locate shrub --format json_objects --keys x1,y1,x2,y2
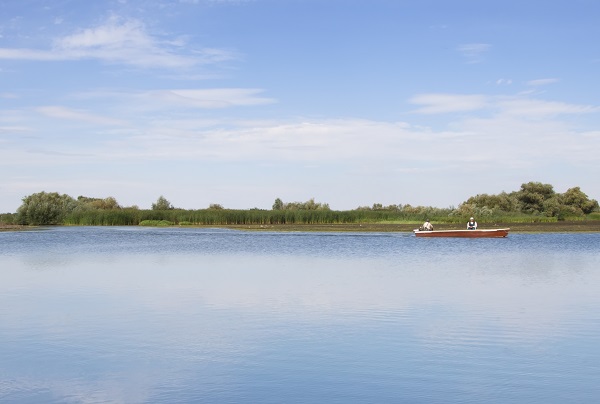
[{"x1": 139, "y1": 220, "x2": 173, "y2": 227}]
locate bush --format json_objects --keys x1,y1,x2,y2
[{"x1": 139, "y1": 220, "x2": 173, "y2": 227}]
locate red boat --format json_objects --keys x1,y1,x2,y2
[{"x1": 413, "y1": 228, "x2": 510, "y2": 238}]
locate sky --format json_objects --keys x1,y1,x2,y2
[{"x1": 1, "y1": 0, "x2": 599, "y2": 212}]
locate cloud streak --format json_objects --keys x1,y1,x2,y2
[
  {"x1": 496, "y1": 98, "x2": 599, "y2": 117},
  {"x1": 410, "y1": 93, "x2": 598, "y2": 117},
  {"x1": 527, "y1": 78, "x2": 559, "y2": 86},
  {"x1": 36, "y1": 106, "x2": 128, "y2": 126},
  {"x1": 150, "y1": 88, "x2": 276, "y2": 108},
  {"x1": 410, "y1": 93, "x2": 487, "y2": 114},
  {"x1": 457, "y1": 43, "x2": 491, "y2": 64},
  {"x1": 0, "y1": 16, "x2": 236, "y2": 69}
]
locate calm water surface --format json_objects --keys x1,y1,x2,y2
[{"x1": 1, "y1": 227, "x2": 599, "y2": 403}]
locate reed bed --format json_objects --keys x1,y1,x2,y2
[{"x1": 61, "y1": 208, "x2": 578, "y2": 227}]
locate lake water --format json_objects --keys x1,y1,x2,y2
[{"x1": 1, "y1": 227, "x2": 599, "y2": 403}]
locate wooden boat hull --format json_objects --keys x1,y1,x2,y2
[{"x1": 413, "y1": 228, "x2": 510, "y2": 238}]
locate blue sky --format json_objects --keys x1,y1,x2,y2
[{"x1": 1, "y1": 0, "x2": 599, "y2": 212}]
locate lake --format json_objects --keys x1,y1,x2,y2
[{"x1": 1, "y1": 227, "x2": 599, "y2": 403}]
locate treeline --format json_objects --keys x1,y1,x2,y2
[
  {"x1": 461, "y1": 182, "x2": 598, "y2": 219},
  {"x1": 3, "y1": 182, "x2": 598, "y2": 226}
]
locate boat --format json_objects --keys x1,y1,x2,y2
[{"x1": 413, "y1": 228, "x2": 510, "y2": 238}]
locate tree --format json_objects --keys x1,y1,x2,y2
[
  {"x1": 372, "y1": 203, "x2": 384, "y2": 211},
  {"x1": 272, "y1": 198, "x2": 284, "y2": 210},
  {"x1": 515, "y1": 182, "x2": 555, "y2": 213},
  {"x1": 271, "y1": 198, "x2": 330, "y2": 210},
  {"x1": 77, "y1": 195, "x2": 121, "y2": 210},
  {"x1": 151, "y1": 195, "x2": 174, "y2": 210},
  {"x1": 542, "y1": 197, "x2": 561, "y2": 217},
  {"x1": 560, "y1": 187, "x2": 599, "y2": 214},
  {"x1": 16, "y1": 191, "x2": 77, "y2": 225},
  {"x1": 464, "y1": 192, "x2": 519, "y2": 212}
]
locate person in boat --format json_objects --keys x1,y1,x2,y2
[
  {"x1": 421, "y1": 219, "x2": 434, "y2": 231},
  {"x1": 467, "y1": 217, "x2": 478, "y2": 230}
]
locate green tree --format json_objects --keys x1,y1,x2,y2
[
  {"x1": 372, "y1": 203, "x2": 384, "y2": 211},
  {"x1": 465, "y1": 192, "x2": 519, "y2": 212},
  {"x1": 77, "y1": 195, "x2": 121, "y2": 210},
  {"x1": 16, "y1": 191, "x2": 77, "y2": 225},
  {"x1": 560, "y1": 187, "x2": 599, "y2": 214},
  {"x1": 151, "y1": 195, "x2": 174, "y2": 210},
  {"x1": 515, "y1": 182, "x2": 555, "y2": 213},
  {"x1": 542, "y1": 197, "x2": 561, "y2": 217},
  {"x1": 271, "y1": 198, "x2": 330, "y2": 210},
  {"x1": 272, "y1": 198, "x2": 284, "y2": 210}
]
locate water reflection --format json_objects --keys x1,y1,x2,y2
[{"x1": 1, "y1": 228, "x2": 599, "y2": 403}]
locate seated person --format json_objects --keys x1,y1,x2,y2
[
  {"x1": 467, "y1": 217, "x2": 478, "y2": 230},
  {"x1": 421, "y1": 219, "x2": 434, "y2": 231}
]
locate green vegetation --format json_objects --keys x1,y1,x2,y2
[
  {"x1": 16, "y1": 192, "x2": 78, "y2": 225},
  {"x1": 8, "y1": 182, "x2": 599, "y2": 227},
  {"x1": 463, "y1": 182, "x2": 599, "y2": 221},
  {"x1": 272, "y1": 197, "x2": 330, "y2": 211},
  {"x1": 0, "y1": 213, "x2": 16, "y2": 225},
  {"x1": 152, "y1": 195, "x2": 174, "y2": 210},
  {"x1": 139, "y1": 220, "x2": 174, "y2": 227}
]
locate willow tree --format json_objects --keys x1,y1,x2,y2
[
  {"x1": 16, "y1": 191, "x2": 78, "y2": 225},
  {"x1": 515, "y1": 182, "x2": 556, "y2": 214},
  {"x1": 560, "y1": 187, "x2": 599, "y2": 214}
]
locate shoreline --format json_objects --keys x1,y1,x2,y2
[
  {"x1": 0, "y1": 224, "x2": 28, "y2": 231},
  {"x1": 2, "y1": 221, "x2": 600, "y2": 233},
  {"x1": 214, "y1": 221, "x2": 600, "y2": 233}
]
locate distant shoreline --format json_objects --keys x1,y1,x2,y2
[{"x1": 3, "y1": 221, "x2": 600, "y2": 233}]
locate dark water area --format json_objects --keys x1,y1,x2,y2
[{"x1": 1, "y1": 227, "x2": 599, "y2": 403}]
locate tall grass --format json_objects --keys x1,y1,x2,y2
[
  {"x1": 588, "y1": 212, "x2": 600, "y2": 220},
  {"x1": 61, "y1": 208, "x2": 573, "y2": 226},
  {"x1": 0, "y1": 213, "x2": 16, "y2": 224}
]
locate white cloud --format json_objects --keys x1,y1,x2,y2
[
  {"x1": 36, "y1": 106, "x2": 127, "y2": 126},
  {"x1": 153, "y1": 88, "x2": 276, "y2": 108},
  {"x1": 0, "y1": 16, "x2": 236, "y2": 69},
  {"x1": 0, "y1": 126, "x2": 31, "y2": 137},
  {"x1": 582, "y1": 131, "x2": 600, "y2": 138},
  {"x1": 527, "y1": 78, "x2": 559, "y2": 86},
  {"x1": 409, "y1": 93, "x2": 487, "y2": 114},
  {"x1": 2, "y1": 109, "x2": 600, "y2": 211},
  {"x1": 496, "y1": 98, "x2": 599, "y2": 117},
  {"x1": 55, "y1": 18, "x2": 152, "y2": 49},
  {"x1": 3, "y1": 90, "x2": 599, "y2": 211},
  {"x1": 59, "y1": 118, "x2": 422, "y2": 164},
  {"x1": 0, "y1": 48, "x2": 61, "y2": 61},
  {"x1": 496, "y1": 79, "x2": 512, "y2": 86},
  {"x1": 409, "y1": 93, "x2": 598, "y2": 118},
  {"x1": 64, "y1": 87, "x2": 276, "y2": 111}
]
